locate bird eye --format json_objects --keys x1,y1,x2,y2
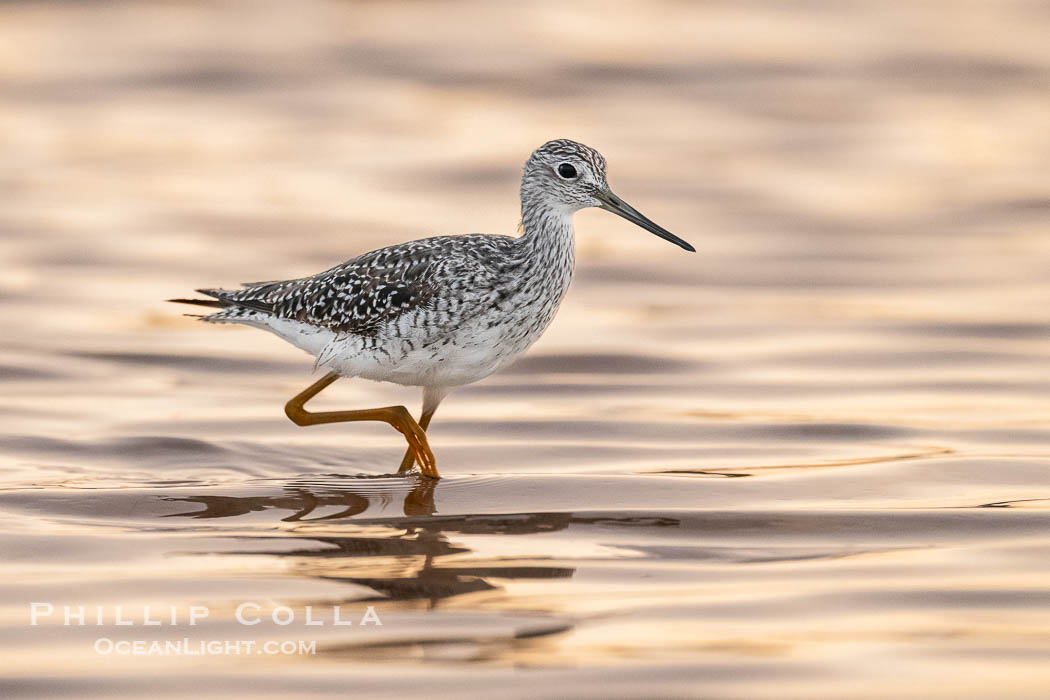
[{"x1": 557, "y1": 163, "x2": 578, "y2": 179}]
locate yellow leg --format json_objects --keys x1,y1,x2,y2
[
  {"x1": 397, "y1": 386, "x2": 449, "y2": 474},
  {"x1": 397, "y1": 407, "x2": 436, "y2": 474},
  {"x1": 285, "y1": 372, "x2": 439, "y2": 479}
]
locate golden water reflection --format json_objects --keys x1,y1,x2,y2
[{"x1": 3, "y1": 0, "x2": 1050, "y2": 696}]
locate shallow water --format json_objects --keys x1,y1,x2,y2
[{"x1": 2, "y1": 0, "x2": 1050, "y2": 697}]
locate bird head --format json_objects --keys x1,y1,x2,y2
[{"x1": 522, "y1": 139, "x2": 694, "y2": 252}]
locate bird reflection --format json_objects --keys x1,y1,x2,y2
[{"x1": 161, "y1": 478, "x2": 588, "y2": 607}]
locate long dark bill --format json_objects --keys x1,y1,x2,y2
[{"x1": 596, "y1": 191, "x2": 695, "y2": 252}]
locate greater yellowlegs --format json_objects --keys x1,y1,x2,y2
[{"x1": 171, "y1": 139, "x2": 694, "y2": 478}]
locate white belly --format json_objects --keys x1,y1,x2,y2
[{"x1": 260, "y1": 309, "x2": 542, "y2": 389}]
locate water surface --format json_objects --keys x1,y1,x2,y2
[{"x1": 2, "y1": 1, "x2": 1050, "y2": 697}]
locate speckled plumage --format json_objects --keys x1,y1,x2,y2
[{"x1": 197, "y1": 227, "x2": 572, "y2": 389}]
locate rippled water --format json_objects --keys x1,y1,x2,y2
[{"x1": 3, "y1": 1, "x2": 1050, "y2": 697}]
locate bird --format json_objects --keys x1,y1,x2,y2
[{"x1": 170, "y1": 139, "x2": 694, "y2": 479}]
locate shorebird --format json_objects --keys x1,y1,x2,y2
[{"x1": 171, "y1": 139, "x2": 693, "y2": 478}]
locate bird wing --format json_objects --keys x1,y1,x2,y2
[{"x1": 204, "y1": 235, "x2": 500, "y2": 336}]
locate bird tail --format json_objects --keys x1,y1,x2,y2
[
  {"x1": 167, "y1": 297, "x2": 223, "y2": 308},
  {"x1": 167, "y1": 288, "x2": 275, "y2": 326},
  {"x1": 168, "y1": 288, "x2": 227, "y2": 308}
]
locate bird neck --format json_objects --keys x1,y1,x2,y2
[{"x1": 518, "y1": 192, "x2": 577, "y2": 273}]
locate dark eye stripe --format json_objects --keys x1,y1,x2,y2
[{"x1": 557, "y1": 163, "x2": 577, "y2": 179}]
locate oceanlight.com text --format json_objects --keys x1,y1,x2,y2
[{"x1": 94, "y1": 638, "x2": 317, "y2": 656}]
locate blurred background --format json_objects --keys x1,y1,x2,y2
[{"x1": 2, "y1": 1, "x2": 1050, "y2": 698}]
